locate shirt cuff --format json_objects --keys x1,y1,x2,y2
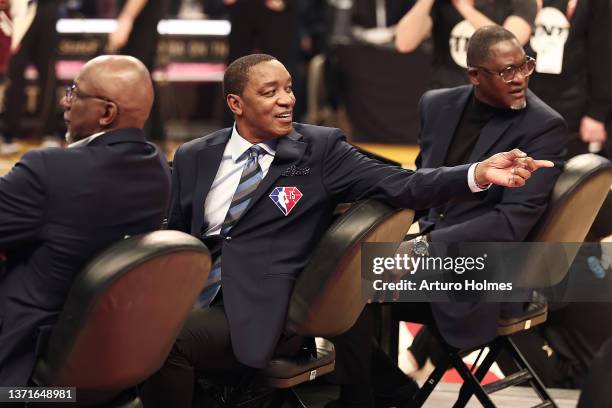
[{"x1": 468, "y1": 162, "x2": 491, "y2": 193}]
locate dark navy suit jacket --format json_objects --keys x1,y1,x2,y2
[
  {"x1": 0, "y1": 129, "x2": 171, "y2": 386},
  {"x1": 416, "y1": 86, "x2": 567, "y2": 349},
  {"x1": 169, "y1": 122, "x2": 477, "y2": 368}
]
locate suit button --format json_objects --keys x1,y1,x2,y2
[{"x1": 225, "y1": 236, "x2": 232, "y2": 242}]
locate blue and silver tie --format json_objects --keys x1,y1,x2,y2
[{"x1": 195, "y1": 145, "x2": 265, "y2": 308}]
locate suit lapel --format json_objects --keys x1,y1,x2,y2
[
  {"x1": 467, "y1": 111, "x2": 515, "y2": 162},
  {"x1": 194, "y1": 130, "x2": 231, "y2": 233},
  {"x1": 428, "y1": 87, "x2": 472, "y2": 168},
  {"x1": 240, "y1": 129, "x2": 307, "y2": 220}
]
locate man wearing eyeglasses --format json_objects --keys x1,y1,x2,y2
[
  {"x1": 0, "y1": 55, "x2": 171, "y2": 387},
  {"x1": 329, "y1": 26, "x2": 567, "y2": 407}
]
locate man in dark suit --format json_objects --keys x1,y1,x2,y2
[
  {"x1": 0, "y1": 55, "x2": 171, "y2": 386},
  {"x1": 329, "y1": 26, "x2": 567, "y2": 407},
  {"x1": 141, "y1": 52, "x2": 554, "y2": 407}
]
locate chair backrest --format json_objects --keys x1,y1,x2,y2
[
  {"x1": 32, "y1": 230, "x2": 210, "y2": 403},
  {"x1": 516, "y1": 154, "x2": 612, "y2": 287},
  {"x1": 285, "y1": 199, "x2": 414, "y2": 337}
]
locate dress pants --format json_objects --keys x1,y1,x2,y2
[{"x1": 141, "y1": 296, "x2": 305, "y2": 408}]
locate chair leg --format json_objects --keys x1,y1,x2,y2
[
  {"x1": 413, "y1": 353, "x2": 451, "y2": 407},
  {"x1": 449, "y1": 352, "x2": 496, "y2": 408},
  {"x1": 454, "y1": 340, "x2": 504, "y2": 407},
  {"x1": 378, "y1": 304, "x2": 399, "y2": 363},
  {"x1": 502, "y1": 337, "x2": 559, "y2": 408},
  {"x1": 286, "y1": 388, "x2": 308, "y2": 408}
]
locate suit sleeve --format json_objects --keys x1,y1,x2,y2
[
  {"x1": 167, "y1": 144, "x2": 190, "y2": 232},
  {"x1": 321, "y1": 129, "x2": 474, "y2": 210},
  {"x1": 429, "y1": 116, "x2": 567, "y2": 242},
  {"x1": 0, "y1": 151, "x2": 47, "y2": 250},
  {"x1": 414, "y1": 94, "x2": 431, "y2": 222}
]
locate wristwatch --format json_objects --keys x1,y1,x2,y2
[{"x1": 413, "y1": 235, "x2": 429, "y2": 257}]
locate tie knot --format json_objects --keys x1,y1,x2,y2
[{"x1": 249, "y1": 145, "x2": 265, "y2": 158}]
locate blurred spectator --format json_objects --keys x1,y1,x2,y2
[
  {"x1": 323, "y1": 0, "x2": 430, "y2": 142},
  {"x1": 107, "y1": 0, "x2": 169, "y2": 142},
  {"x1": 299, "y1": 0, "x2": 329, "y2": 58},
  {"x1": 527, "y1": 0, "x2": 612, "y2": 290},
  {"x1": 223, "y1": 0, "x2": 298, "y2": 66},
  {"x1": 350, "y1": 0, "x2": 414, "y2": 45},
  {"x1": 0, "y1": 0, "x2": 11, "y2": 97},
  {"x1": 527, "y1": 0, "x2": 610, "y2": 158},
  {"x1": 495, "y1": 0, "x2": 612, "y2": 387},
  {"x1": 1, "y1": 0, "x2": 62, "y2": 155},
  {"x1": 395, "y1": 0, "x2": 537, "y2": 89}
]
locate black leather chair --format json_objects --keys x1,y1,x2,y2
[
  {"x1": 411, "y1": 154, "x2": 612, "y2": 408},
  {"x1": 262, "y1": 199, "x2": 415, "y2": 407},
  {"x1": 31, "y1": 230, "x2": 211, "y2": 407}
]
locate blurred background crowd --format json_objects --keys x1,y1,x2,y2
[{"x1": 0, "y1": 0, "x2": 608, "y2": 158}]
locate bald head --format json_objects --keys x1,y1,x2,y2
[
  {"x1": 63, "y1": 55, "x2": 155, "y2": 143},
  {"x1": 80, "y1": 55, "x2": 153, "y2": 128}
]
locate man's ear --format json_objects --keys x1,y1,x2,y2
[
  {"x1": 227, "y1": 94, "x2": 243, "y2": 116},
  {"x1": 467, "y1": 68, "x2": 480, "y2": 86},
  {"x1": 99, "y1": 101, "x2": 118, "y2": 127}
]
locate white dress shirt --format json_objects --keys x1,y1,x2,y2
[{"x1": 203, "y1": 125, "x2": 276, "y2": 236}]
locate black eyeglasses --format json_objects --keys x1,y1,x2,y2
[
  {"x1": 470, "y1": 56, "x2": 536, "y2": 83},
  {"x1": 64, "y1": 83, "x2": 113, "y2": 104}
]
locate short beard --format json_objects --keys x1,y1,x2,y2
[{"x1": 510, "y1": 100, "x2": 527, "y2": 110}]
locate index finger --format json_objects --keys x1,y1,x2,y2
[{"x1": 532, "y1": 159, "x2": 555, "y2": 169}]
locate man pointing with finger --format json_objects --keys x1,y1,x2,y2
[{"x1": 142, "y1": 52, "x2": 555, "y2": 407}]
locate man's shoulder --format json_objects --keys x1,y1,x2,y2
[
  {"x1": 20, "y1": 146, "x2": 81, "y2": 168},
  {"x1": 525, "y1": 90, "x2": 565, "y2": 123},
  {"x1": 422, "y1": 85, "x2": 471, "y2": 104},
  {"x1": 176, "y1": 128, "x2": 232, "y2": 156},
  {"x1": 292, "y1": 122, "x2": 343, "y2": 141}
]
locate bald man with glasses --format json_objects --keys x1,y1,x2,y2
[{"x1": 0, "y1": 55, "x2": 171, "y2": 387}]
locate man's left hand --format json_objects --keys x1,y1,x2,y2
[{"x1": 475, "y1": 149, "x2": 554, "y2": 188}]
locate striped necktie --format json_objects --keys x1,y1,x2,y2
[{"x1": 195, "y1": 145, "x2": 266, "y2": 308}]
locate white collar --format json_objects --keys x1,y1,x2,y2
[
  {"x1": 227, "y1": 124, "x2": 276, "y2": 163},
  {"x1": 68, "y1": 131, "x2": 106, "y2": 148}
]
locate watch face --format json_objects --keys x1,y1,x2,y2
[{"x1": 414, "y1": 241, "x2": 428, "y2": 256}]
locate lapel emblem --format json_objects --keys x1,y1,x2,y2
[
  {"x1": 281, "y1": 165, "x2": 311, "y2": 176},
  {"x1": 269, "y1": 187, "x2": 303, "y2": 216}
]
